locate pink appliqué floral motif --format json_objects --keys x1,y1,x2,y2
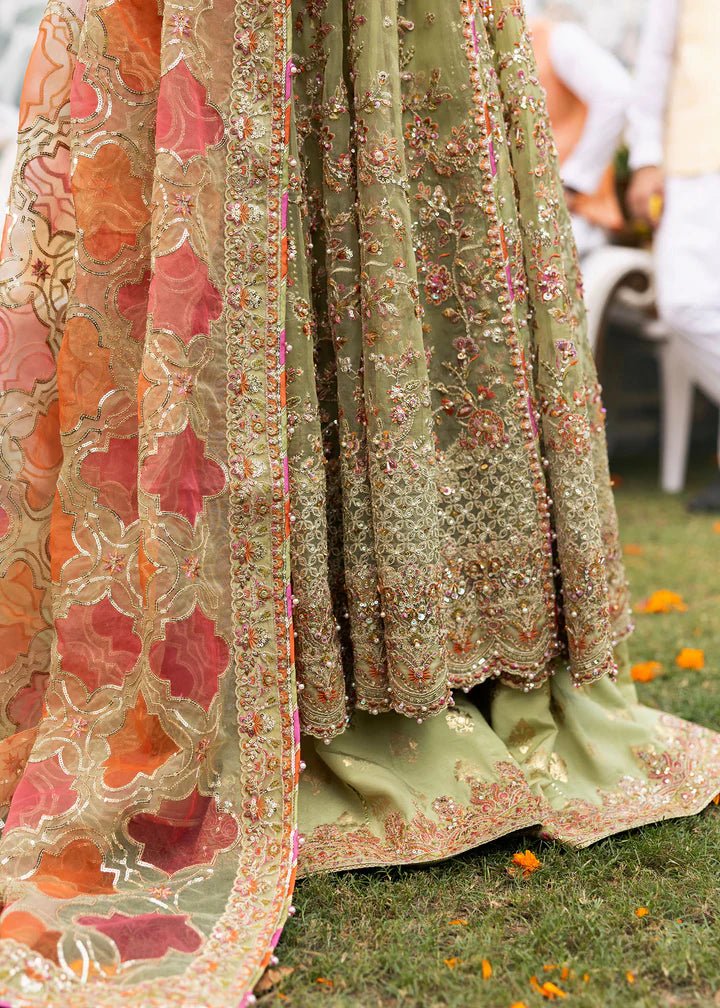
[
  {"x1": 148, "y1": 242, "x2": 223, "y2": 345},
  {"x1": 75, "y1": 912, "x2": 202, "y2": 962},
  {"x1": 128, "y1": 789, "x2": 239, "y2": 874},
  {"x1": 156, "y1": 60, "x2": 224, "y2": 161},
  {"x1": 140, "y1": 425, "x2": 226, "y2": 526},
  {"x1": 148, "y1": 605, "x2": 230, "y2": 711},
  {"x1": 5, "y1": 754, "x2": 78, "y2": 832},
  {"x1": 56, "y1": 596, "x2": 142, "y2": 692},
  {"x1": 79, "y1": 435, "x2": 138, "y2": 526}
]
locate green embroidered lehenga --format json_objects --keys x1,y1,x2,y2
[{"x1": 0, "y1": 0, "x2": 718, "y2": 1005}]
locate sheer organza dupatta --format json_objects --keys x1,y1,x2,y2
[{"x1": 0, "y1": 1, "x2": 297, "y2": 1004}]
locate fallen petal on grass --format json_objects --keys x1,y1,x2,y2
[
  {"x1": 254, "y1": 965, "x2": 295, "y2": 995},
  {"x1": 675, "y1": 647, "x2": 705, "y2": 670},
  {"x1": 631, "y1": 661, "x2": 662, "y2": 683},
  {"x1": 626, "y1": 971, "x2": 636, "y2": 985},
  {"x1": 315, "y1": 977, "x2": 334, "y2": 987},
  {"x1": 509, "y1": 850, "x2": 542, "y2": 878},
  {"x1": 635, "y1": 590, "x2": 687, "y2": 614},
  {"x1": 530, "y1": 976, "x2": 568, "y2": 1000},
  {"x1": 481, "y1": 958, "x2": 493, "y2": 980},
  {"x1": 444, "y1": 957, "x2": 462, "y2": 970},
  {"x1": 448, "y1": 918, "x2": 468, "y2": 926},
  {"x1": 635, "y1": 907, "x2": 649, "y2": 918}
]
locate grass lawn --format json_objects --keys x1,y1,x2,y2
[{"x1": 268, "y1": 461, "x2": 720, "y2": 1008}]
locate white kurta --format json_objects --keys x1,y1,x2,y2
[
  {"x1": 548, "y1": 21, "x2": 631, "y2": 257},
  {"x1": 628, "y1": 0, "x2": 720, "y2": 404}
]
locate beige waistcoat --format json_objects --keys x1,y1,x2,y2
[{"x1": 666, "y1": 0, "x2": 720, "y2": 175}]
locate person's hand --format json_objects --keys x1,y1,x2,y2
[
  {"x1": 573, "y1": 192, "x2": 625, "y2": 232},
  {"x1": 627, "y1": 165, "x2": 665, "y2": 226}
]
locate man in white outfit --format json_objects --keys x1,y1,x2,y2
[
  {"x1": 527, "y1": 4, "x2": 632, "y2": 258},
  {"x1": 628, "y1": 0, "x2": 720, "y2": 511}
]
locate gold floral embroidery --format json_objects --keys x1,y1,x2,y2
[
  {"x1": 545, "y1": 715, "x2": 720, "y2": 847},
  {"x1": 286, "y1": 0, "x2": 632, "y2": 741},
  {"x1": 299, "y1": 760, "x2": 541, "y2": 875},
  {"x1": 446, "y1": 709, "x2": 477, "y2": 735}
]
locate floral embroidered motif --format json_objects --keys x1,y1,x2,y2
[
  {"x1": 299, "y1": 760, "x2": 541, "y2": 875},
  {"x1": 545, "y1": 715, "x2": 720, "y2": 848},
  {"x1": 285, "y1": 0, "x2": 630, "y2": 741}
]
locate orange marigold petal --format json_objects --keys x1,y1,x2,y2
[
  {"x1": 512, "y1": 850, "x2": 541, "y2": 876},
  {"x1": 635, "y1": 589, "x2": 687, "y2": 614},
  {"x1": 631, "y1": 661, "x2": 662, "y2": 683},
  {"x1": 675, "y1": 647, "x2": 705, "y2": 670},
  {"x1": 633, "y1": 588, "x2": 685, "y2": 612},
  {"x1": 530, "y1": 977, "x2": 567, "y2": 1000}
]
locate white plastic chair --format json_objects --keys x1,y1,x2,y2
[
  {"x1": 656, "y1": 327, "x2": 720, "y2": 493},
  {"x1": 580, "y1": 243, "x2": 708, "y2": 494},
  {"x1": 581, "y1": 245, "x2": 656, "y2": 355}
]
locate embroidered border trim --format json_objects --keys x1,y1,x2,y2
[
  {"x1": 299, "y1": 760, "x2": 542, "y2": 876},
  {"x1": 543, "y1": 714, "x2": 720, "y2": 848},
  {"x1": 220, "y1": 0, "x2": 299, "y2": 1002},
  {"x1": 459, "y1": 0, "x2": 559, "y2": 692}
]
